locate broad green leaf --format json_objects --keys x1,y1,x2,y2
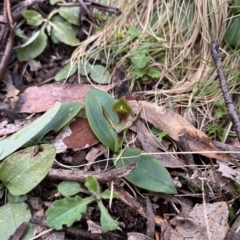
[
  {"x1": 147, "y1": 69, "x2": 161, "y2": 79},
  {"x1": 58, "y1": 181, "x2": 82, "y2": 197},
  {"x1": 51, "y1": 16, "x2": 80, "y2": 46},
  {"x1": 31, "y1": 102, "x2": 84, "y2": 143},
  {"x1": 22, "y1": 10, "x2": 43, "y2": 26},
  {"x1": 0, "y1": 102, "x2": 61, "y2": 160},
  {"x1": 0, "y1": 144, "x2": 55, "y2": 195},
  {"x1": 0, "y1": 202, "x2": 33, "y2": 240},
  {"x1": 55, "y1": 61, "x2": 78, "y2": 81},
  {"x1": 78, "y1": 59, "x2": 92, "y2": 76},
  {"x1": 98, "y1": 200, "x2": 120, "y2": 232},
  {"x1": 17, "y1": 29, "x2": 47, "y2": 61},
  {"x1": 85, "y1": 176, "x2": 100, "y2": 195},
  {"x1": 101, "y1": 189, "x2": 119, "y2": 199},
  {"x1": 46, "y1": 196, "x2": 94, "y2": 230},
  {"x1": 85, "y1": 89, "x2": 119, "y2": 152},
  {"x1": 114, "y1": 148, "x2": 177, "y2": 194},
  {"x1": 58, "y1": 7, "x2": 80, "y2": 26},
  {"x1": 90, "y1": 65, "x2": 111, "y2": 84},
  {"x1": 8, "y1": 193, "x2": 27, "y2": 203},
  {"x1": 225, "y1": 15, "x2": 240, "y2": 49},
  {"x1": 50, "y1": 0, "x2": 62, "y2": 5}
]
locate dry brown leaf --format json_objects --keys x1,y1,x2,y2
[
  {"x1": 168, "y1": 202, "x2": 229, "y2": 240},
  {"x1": 63, "y1": 118, "x2": 98, "y2": 150},
  {"x1": 136, "y1": 120, "x2": 184, "y2": 168},
  {"x1": 53, "y1": 117, "x2": 98, "y2": 153},
  {"x1": 14, "y1": 83, "x2": 114, "y2": 113},
  {"x1": 128, "y1": 100, "x2": 234, "y2": 162}
]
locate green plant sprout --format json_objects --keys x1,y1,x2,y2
[
  {"x1": 46, "y1": 177, "x2": 121, "y2": 232},
  {"x1": 85, "y1": 88, "x2": 177, "y2": 194}
]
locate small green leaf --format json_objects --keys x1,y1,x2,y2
[
  {"x1": 131, "y1": 66, "x2": 146, "y2": 78},
  {"x1": 101, "y1": 189, "x2": 119, "y2": 199},
  {"x1": 0, "y1": 202, "x2": 33, "y2": 240},
  {"x1": 85, "y1": 176, "x2": 100, "y2": 195},
  {"x1": 98, "y1": 200, "x2": 121, "y2": 232},
  {"x1": 114, "y1": 148, "x2": 177, "y2": 194},
  {"x1": 7, "y1": 193, "x2": 27, "y2": 203},
  {"x1": 17, "y1": 29, "x2": 47, "y2": 61},
  {"x1": 55, "y1": 61, "x2": 78, "y2": 81},
  {"x1": 90, "y1": 65, "x2": 111, "y2": 84},
  {"x1": 85, "y1": 89, "x2": 119, "y2": 152},
  {"x1": 51, "y1": 16, "x2": 80, "y2": 46},
  {"x1": 78, "y1": 59, "x2": 92, "y2": 76},
  {"x1": 147, "y1": 69, "x2": 161, "y2": 79},
  {"x1": 0, "y1": 102, "x2": 61, "y2": 160},
  {"x1": 22, "y1": 10, "x2": 43, "y2": 26},
  {"x1": 58, "y1": 181, "x2": 82, "y2": 197},
  {"x1": 0, "y1": 144, "x2": 55, "y2": 195},
  {"x1": 46, "y1": 196, "x2": 94, "y2": 230},
  {"x1": 157, "y1": 130, "x2": 169, "y2": 142},
  {"x1": 225, "y1": 15, "x2": 240, "y2": 49},
  {"x1": 58, "y1": 7, "x2": 80, "y2": 26},
  {"x1": 131, "y1": 53, "x2": 150, "y2": 69}
]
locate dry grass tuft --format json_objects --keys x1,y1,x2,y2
[{"x1": 73, "y1": 0, "x2": 240, "y2": 140}]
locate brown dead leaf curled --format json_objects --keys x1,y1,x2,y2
[
  {"x1": 14, "y1": 83, "x2": 115, "y2": 113},
  {"x1": 128, "y1": 100, "x2": 234, "y2": 162}
]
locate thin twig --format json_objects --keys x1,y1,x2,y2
[
  {"x1": 211, "y1": 40, "x2": 240, "y2": 142},
  {"x1": 47, "y1": 162, "x2": 136, "y2": 183},
  {"x1": 0, "y1": 0, "x2": 14, "y2": 80}
]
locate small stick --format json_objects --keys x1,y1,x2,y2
[
  {"x1": 211, "y1": 40, "x2": 240, "y2": 142},
  {"x1": 47, "y1": 162, "x2": 136, "y2": 183}
]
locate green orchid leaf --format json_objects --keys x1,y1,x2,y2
[
  {"x1": 46, "y1": 196, "x2": 94, "y2": 230},
  {"x1": 58, "y1": 6, "x2": 80, "y2": 26},
  {"x1": 0, "y1": 144, "x2": 55, "y2": 195},
  {"x1": 55, "y1": 61, "x2": 78, "y2": 81},
  {"x1": 17, "y1": 29, "x2": 47, "y2": 61},
  {"x1": 51, "y1": 16, "x2": 80, "y2": 46},
  {"x1": 31, "y1": 102, "x2": 83, "y2": 143},
  {"x1": 58, "y1": 181, "x2": 83, "y2": 197},
  {"x1": 85, "y1": 176, "x2": 100, "y2": 195},
  {"x1": 98, "y1": 200, "x2": 121, "y2": 232},
  {"x1": 85, "y1": 89, "x2": 119, "y2": 152},
  {"x1": 0, "y1": 102, "x2": 61, "y2": 160},
  {"x1": 0, "y1": 202, "x2": 33, "y2": 240},
  {"x1": 22, "y1": 10, "x2": 43, "y2": 26},
  {"x1": 89, "y1": 65, "x2": 111, "y2": 84},
  {"x1": 114, "y1": 148, "x2": 177, "y2": 194}
]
